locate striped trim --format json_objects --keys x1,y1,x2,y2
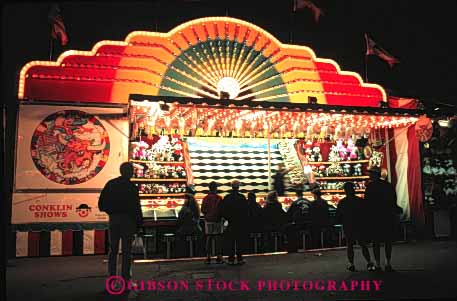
[
  {"x1": 62, "y1": 230, "x2": 73, "y2": 255},
  {"x1": 95, "y1": 230, "x2": 106, "y2": 254},
  {"x1": 188, "y1": 147, "x2": 280, "y2": 152},
  {"x1": 191, "y1": 164, "x2": 280, "y2": 170},
  {"x1": 28, "y1": 232, "x2": 40, "y2": 257},
  {"x1": 193, "y1": 173, "x2": 269, "y2": 178},
  {"x1": 16, "y1": 232, "x2": 28, "y2": 257},
  {"x1": 39, "y1": 231, "x2": 50, "y2": 257},
  {"x1": 50, "y1": 230, "x2": 63, "y2": 256},
  {"x1": 190, "y1": 158, "x2": 283, "y2": 165},
  {"x1": 13, "y1": 230, "x2": 109, "y2": 257},
  {"x1": 394, "y1": 127, "x2": 411, "y2": 219},
  {"x1": 191, "y1": 154, "x2": 283, "y2": 159},
  {"x1": 83, "y1": 230, "x2": 95, "y2": 255}
]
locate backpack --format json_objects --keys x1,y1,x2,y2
[{"x1": 292, "y1": 198, "x2": 311, "y2": 224}]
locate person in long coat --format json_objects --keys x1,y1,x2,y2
[
  {"x1": 98, "y1": 162, "x2": 143, "y2": 281},
  {"x1": 336, "y1": 182, "x2": 374, "y2": 271},
  {"x1": 364, "y1": 167, "x2": 403, "y2": 272},
  {"x1": 219, "y1": 180, "x2": 249, "y2": 265}
]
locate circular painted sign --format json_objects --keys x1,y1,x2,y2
[{"x1": 30, "y1": 110, "x2": 110, "y2": 185}]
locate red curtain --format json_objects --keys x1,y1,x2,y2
[{"x1": 407, "y1": 126, "x2": 425, "y2": 229}]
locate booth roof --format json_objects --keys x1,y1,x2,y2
[
  {"x1": 129, "y1": 95, "x2": 423, "y2": 134},
  {"x1": 130, "y1": 94, "x2": 423, "y2": 117}
]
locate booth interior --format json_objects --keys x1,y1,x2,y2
[
  {"x1": 127, "y1": 95, "x2": 421, "y2": 257},
  {"x1": 421, "y1": 117, "x2": 457, "y2": 239}
]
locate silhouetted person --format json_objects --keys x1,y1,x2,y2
[
  {"x1": 246, "y1": 192, "x2": 264, "y2": 233},
  {"x1": 336, "y1": 182, "x2": 374, "y2": 271},
  {"x1": 287, "y1": 189, "x2": 311, "y2": 225},
  {"x1": 201, "y1": 181, "x2": 224, "y2": 264},
  {"x1": 285, "y1": 189, "x2": 311, "y2": 252},
  {"x1": 262, "y1": 191, "x2": 287, "y2": 251},
  {"x1": 219, "y1": 180, "x2": 249, "y2": 265},
  {"x1": 262, "y1": 191, "x2": 288, "y2": 232},
  {"x1": 309, "y1": 184, "x2": 330, "y2": 249},
  {"x1": 98, "y1": 162, "x2": 143, "y2": 281},
  {"x1": 273, "y1": 163, "x2": 293, "y2": 196},
  {"x1": 176, "y1": 185, "x2": 203, "y2": 257},
  {"x1": 365, "y1": 167, "x2": 402, "y2": 272}
]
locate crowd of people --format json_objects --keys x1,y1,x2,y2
[
  {"x1": 98, "y1": 162, "x2": 403, "y2": 282},
  {"x1": 174, "y1": 166, "x2": 402, "y2": 272}
]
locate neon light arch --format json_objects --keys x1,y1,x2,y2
[{"x1": 18, "y1": 17, "x2": 386, "y2": 106}]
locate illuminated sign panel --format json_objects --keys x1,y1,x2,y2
[{"x1": 19, "y1": 17, "x2": 385, "y2": 106}]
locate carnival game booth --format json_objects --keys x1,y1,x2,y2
[
  {"x1": 420, "y1": 115, "x2": 457, "y2": 239},
  {"x1": 13, "y1": 17, "x2": 424, "y2": 257}
]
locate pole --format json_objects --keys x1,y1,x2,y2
[
  {"x1": 290, "y1": 0, "x2": 295, "y2": 43},
  {"x1": 385, "y1": 128, "x2": 392, "y2": 182},
  {"x1": 267, "y1": 124, "x2": 271, "y2": 191},
  {"x1": 49, "y1": 26, "x2": 54, "y2": 61}
]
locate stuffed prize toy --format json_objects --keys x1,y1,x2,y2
[
  {"x1": 445, "y1": 159, "x2": 456, "y2": 175},
  {"x1": 131, "y1": 143, "x2": 141, "y2": 160},
  {"x1": 176, "y1": 165, "x2": 186, "y2": 178},
  {"x1": 346, "y1": 138, "x2": 358, "y2": 160},
  {"x1": 171, "y1": 134, "x2": 184, "y2": 161},
  {"x1": 326, "y1": 163, "x2": 343, "y2": 176},
  {"x1": 336, "y1": 139, "x2": 347, "y2": 161},
  {"x1": 353, "y1": 163, "x2": 362, "y2": 176},
  {"x1": 311, "y1": 165, "x2": 318, "y2": 176},
  {"x1": 328, "y1": 145, "x2": 341, "y2": 162},
  {"x1": 423, "y1": 158, "x2": 432, "y2": 175},
  {"x1": 342, "y1": 164, "x2": 352, "y2": 176},
  {"x1": 132, "y1": 141, "x2": 149, "y2": 160},
  {"x1": 312, "y1": 146, "x2": 323, "y2": 162},
  {"x1": 443, "y1": 179, "x2": 457, "y2": 196},
  {"x1": 368, "y1": 151, "x2": 383, "y2": 170},
  {"x1": 133, "y1": 163, "x2": 144, "y2": 178},
  {"x1": 318, "y1": 165, "x2": 326, "y2": 177}
]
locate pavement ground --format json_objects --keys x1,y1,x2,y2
[{"x1": 6, "y1": 240, "x2": 457, "y2": 301}]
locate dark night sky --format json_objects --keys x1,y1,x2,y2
[{"x1": 2, "y1": 0, "x2": 457, "y2": 107}]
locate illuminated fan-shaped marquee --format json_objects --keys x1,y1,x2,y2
[{"x1": 19, "y1": 17, "x2": 385, "y2": 106}]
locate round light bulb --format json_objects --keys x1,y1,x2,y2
[{"x1": 217, "y1": 77, "x2": 240, "y2": 99}]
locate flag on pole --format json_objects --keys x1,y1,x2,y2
[
  {"x1": 293, "y1": 0, "x2": 324, "y2": 23},
  {"x1": 48, "y1": 4, "x2": 69, "y2": 46},
  {"x1": 365, "y1": 33, "x2": 399, "y2": 67}
]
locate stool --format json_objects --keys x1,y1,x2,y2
[
  {"x1": 206, "y1": 234, "x2": 219, "y2": 256},
  {"x1": 400, "y1": 220, "x2": 412, "y2": 241},
  {"x1": 333, "y1": 224, "x2": 344, "y2": 247},
  {"x1": 250, "y1": 233, "x2": 263, "y2": 253},
  {"x1": 271, "y1": 232, "x2": 281, "y2": 252},
  {"x1": 320, "y1": 229, "x2": 327, "y2": 248},
  {"x1": 134, "y1": 235, "x2": 148, "y2": 259},
  {"x1": 142, "y1": 232, "x2": 157, "y2": 258},
  {"x1": 298, "y1": 229, "x2": 310, "y2": 251},
  {"x1": 162, "y1": 233, "x2": 175, "y2": 259},
  {"x1": 185, "y1": 235, "x2": 198, "y2": 257}
]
